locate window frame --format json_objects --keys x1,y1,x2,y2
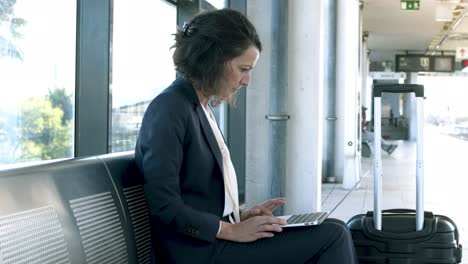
[{"x1": 74, "y1": 0, "x2": 247, "y2": 203}]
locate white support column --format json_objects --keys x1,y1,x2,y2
[
  {"x1": 361, "y1": 36, "x2": 370, "y2": 109},
  {"x1": 335, "y1": 0, "x2": 361, "y2": 189},
  {"x1": 285, "y1": 0, "x2": 324, "y2": 213},
  {"x1": 245, "y1": 1, "x2": 273, "y2": 209},
  {"x1": 407, "y1": 73, "x2": 419, "y2": 141}
]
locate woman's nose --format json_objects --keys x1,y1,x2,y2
[{"x1": 241, "y1": 73, "x2": 250, "y2": 86}]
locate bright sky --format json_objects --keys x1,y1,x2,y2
[
  {"x1": 111, "y1": 0, "x2": 177, "y2": 107},
  {"x1": 0, "y1": 0, "x2": 178, "y2": 113},
  {"x1": 0, "y1": 0, "x2": 76, "y2": 112}
]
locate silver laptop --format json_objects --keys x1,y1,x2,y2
[
  {"x1": 278, "y1": 211, "x2": 330, "y2": 227},
  {"x1": 278, "y1": 180, "x2": 360, "y2": 228}
]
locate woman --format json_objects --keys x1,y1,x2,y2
[{"x1": 135, "y1": 8, "x2": 357, "y2": 264}]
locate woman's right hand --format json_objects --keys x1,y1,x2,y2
[{"x1": 216, "y1": 216, "x2": 287, "y2": 242}]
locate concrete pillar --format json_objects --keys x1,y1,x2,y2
[
  {"x1": 267, "y1": 0, "x2": 289, "y2": 215},
  {"x1": 246, "y1": 0, "x2": 325, "y2": 213},
  {"x1": 285, "y1": 0, "x2": 324, "y2": 213},
  {"x1": 361, "y1": 34, "x2": 371, "y2": 149},
  {"x1": 245, "y1": 1, "x2": 273, "y2": 209},
  {"x1": 322, "y1": 0, "x2": 338, "y2": 182},
  {"x1": 361, "y1": 38, "x2": 370, "y2": 110},
  {"x1": 405, "y1": 72, "x2": 419, "y2": 141},
  {"x1": 335, "y1": 0, "x2": 361, "y2": 189}
]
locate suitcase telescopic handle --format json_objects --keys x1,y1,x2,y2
[
  {"x1": 366, "y1": 209, "x2": 433, "y2": 218},
  {"x1": 372, "y1": 84, "x2": 425, "y2": 232},
  {"x1": 373, "y1": 84, "x2": 424, "y2": 98}
]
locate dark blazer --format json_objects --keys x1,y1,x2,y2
[{"x1": 135, "y1": 77, "x2": 226, "y2": 263}]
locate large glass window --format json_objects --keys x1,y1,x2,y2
[
  {"x1": 202, "y1": 0, "x2": 228, "y2": 135},
  {"x1": 419, "y1": 74, "x2": 468, "y2": 128},
  {"x1": 204, "y1": 0, "x2": 226, "y2": 10},
  {"x1": 0, "y1": 0, "x2": 76, "y2": 166},
  {"x1": 110, "y1": 0, "x2": 176, "y2": 152}
]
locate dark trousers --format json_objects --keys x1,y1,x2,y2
[{"x1": 213, "y1": 219, "x2": 357, "y2": 264}]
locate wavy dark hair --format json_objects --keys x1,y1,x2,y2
[{"x1": 172, "y1": 9, "x2": 262, "y2": 105}]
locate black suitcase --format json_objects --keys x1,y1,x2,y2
[{"x1": 347, "y1": 84, "x2": 463, "y2": 263}]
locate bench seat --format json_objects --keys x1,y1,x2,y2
[{"x1": 0, "y1": 151, "x2": 160, "y2": 264}]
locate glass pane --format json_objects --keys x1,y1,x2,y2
[
  {"x1": 202, "y1": 0, "x2": 227, "y2": 135},
  {"x1": 110, "y1": 0, "x2": 176, "y2": 152},
  {"x1": 203, "y1": 0, "x2": 227, "y2": 10},
  {"x1": 419, "y1": 75, "x2": 468, "y2": 127},
  {"x1": 0, "y1": 0, "x2": 76, "y2": 166}
]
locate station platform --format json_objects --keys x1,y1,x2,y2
[{"x1": 322, "y1": 125, "x2": 467, "y2": 262}]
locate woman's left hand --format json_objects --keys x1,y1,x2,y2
[{"x1": 240, "y1": 197, "x2": 286, "y2": 221}]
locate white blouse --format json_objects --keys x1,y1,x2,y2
[{"x1": 201, "y1": 105, "x2": 240, "y2": 223}]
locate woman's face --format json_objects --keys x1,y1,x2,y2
[{"x1": 223, "y1": 46, "x2": 260, "y2": 96}]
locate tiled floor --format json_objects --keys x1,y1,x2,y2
[{"x1": 322, "y1": 125, "x2": 467, "y2": 263}]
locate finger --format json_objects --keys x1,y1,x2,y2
[
  {"x1": 261, "y1": 199, "x2": 277, "y2": 208},
  {"x1": 258, "y1": 224, "x2": 283, "y2": 233},
  {"x1": 272, "y1": 197, "x2": 286, "y2": 206},
  {"x1": 261, "y1": 201, "x2": 275, "y2": 210},
  {"x1": 262, "y1": 198, "x2": 286, "y2": 210},
  {"x1": 252, "y1": 205, "x2": 273, "y2": 215},
  {"x1": 255, "y1": 216, "x2": 287, "y2": 226},
  {"x1": 256, "y1": 206, "x2": 273, "y2": 216},
  {"x1": 263, "y1": 203, "x2": 281, "y2": 213},
  {"x1": 255, "y1": 232, "x2": 275, "y2": 240},
  {"x1": 267, "y1": 204, "x2": 281, "y2": 212},
  {"x1": 241, "y1": 208, "x2": 263, "y2": 221},
  {"x1": 266, "y1": 197, "x2": 286, "y2": 204},
  {"x1": 247, "y1": 208, "x2": 261, "y2": 217}
]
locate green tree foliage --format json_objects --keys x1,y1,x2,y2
[
  {"x1": 0, "y1": 0, "x2": 25, "y2": 60},
  {"x1": 17, "y1": 92, "x2": 72, "y2": 162},
  {"x1": 0, "y1": 0, "x2": 16, "y2": 22},
  {"x1": 48, "y1": 88, "x2": 73, "y2": 124}
]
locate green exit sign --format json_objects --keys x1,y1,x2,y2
[{"x1": 401, "y1": 0, "x2": 420, "y2": 10}]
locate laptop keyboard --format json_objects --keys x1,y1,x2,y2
[{"x1": 287, "y1": 212, "x2": 327, "y2": 224}]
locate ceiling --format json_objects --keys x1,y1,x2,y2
[{"x1": 362, "y1": 0, "x2": 468, "y2": 62}]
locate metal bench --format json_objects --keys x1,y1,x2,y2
[{"x1": 0, "y1": 151, "x2": 161, "y2": 264}]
